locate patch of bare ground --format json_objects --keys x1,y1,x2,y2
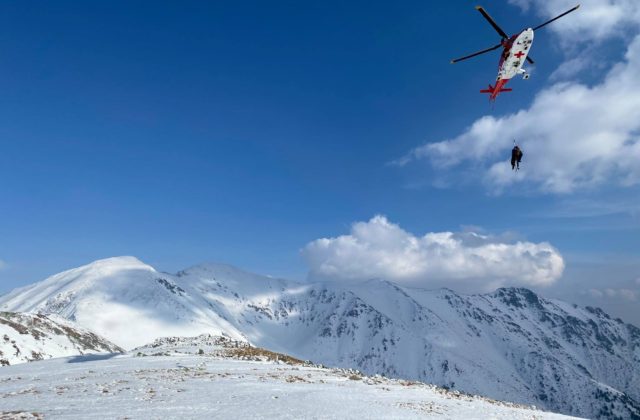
[
  {"x1": 430, "y1": 386, "x2": 537, "y2": 410},
  {"x1": 224, "y1": 346, "x2": 305, "y2": 365},
  {"x1": 3, "y1": 388, "x2": 40, "y2": 398},
  {"x1": 397, "y1": 401, "x2": 445, "y2": 415},
  {"x1": 0, "y1": 412, "x2": 44, "y2": 420},
  {"x1": 285, "y1": 375, "x2": 307, "y2": 383}
]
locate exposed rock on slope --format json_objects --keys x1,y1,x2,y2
[{"x1": 0, "y1": 311, "x2": 124, "y2": 366}]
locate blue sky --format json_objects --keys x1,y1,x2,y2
[{"x1": 0, "y1": 1, "x2": 638, "y2": 324}]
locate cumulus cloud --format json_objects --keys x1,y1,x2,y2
[
  {"x1": 509, "y1": 0, "x2": 640, "y2": 42},
  {"x1": 397, "y1": 33, "x2": 640, "y2": 194},
  {"x1": 301, "y1": 216, "x2": 564, "y2": 293}
]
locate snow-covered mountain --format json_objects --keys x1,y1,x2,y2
[
  {"x1": 1, "y1": 256, "x2": 638, "y2": 419},
  {"x1": 0, "y1": 334, "x2": 581, "y2": 420},
  {"x1": 0, "y1": 311, "x2": 123, "y2": 366}
]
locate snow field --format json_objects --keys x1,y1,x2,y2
[{"x1": 0, "y1": 353, "x2": 581, "y2": 420}]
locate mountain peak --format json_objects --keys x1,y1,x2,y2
[
  {"x1": 491, "y1": 287, "x2": 543, "y2": 309},
  {"x1": 42, "y1": 256, "x2": 156, "y2": 283},
  {"x1": 81, "y1": 256, "x2": 154, "y2": 271}
]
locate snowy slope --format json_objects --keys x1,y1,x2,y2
[
  {"x1": 1, "y1": 257, "x2": 639, "y2": 419},
  {"x1": 0, "y1": 257, "x2": 247, "y2": 348},
  {"x1": 0, "y1": 334, "x2": 582, "y2": 420},
  {"x1": 0, "y1": 312, "x2": 123, "y2": 366}
]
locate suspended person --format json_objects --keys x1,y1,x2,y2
[{"x1": 511, "y1": 145, "x2": 523, "y2": 170}]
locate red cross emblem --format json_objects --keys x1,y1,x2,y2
[{"x1": 514, "y1": 51, "x2": 525, "y2": 58}]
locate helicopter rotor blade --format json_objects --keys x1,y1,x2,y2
[
  {"x1": 526, "y1": 56, "x2": 535, "y2": 64},
  {"x1": 451, "y1": 43, "x2": 503, "y2": 64},
  {"x1": 532, "y1": 4, "x2": 581, "y2": 31},
  {"x1": 475, "y1": 6, "x2": 509, "y2": 40}
]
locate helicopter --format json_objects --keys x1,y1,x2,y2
[{"x1": 451, "y1": 5, "x2": 580, "y2": 101}]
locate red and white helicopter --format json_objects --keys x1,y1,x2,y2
[{"x1": 451, "y1": 5, "x2": 580, "y2": 101}]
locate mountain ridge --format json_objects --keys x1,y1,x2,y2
[{"x1": 0, "y1": 256, "x2": 638, "y2": 419}]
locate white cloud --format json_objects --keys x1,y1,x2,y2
[
  {"x1": 587, "y1": 287, "x2": 637, "y2": 301},
  {"x1": 618, "y1": 289, "x2": 638, "y2": 301},
  {"x1": 587, "y1": 288, "x2": 604, "y2": 298},
  {"x1": 398, "y1": 34, "x2": 640, "y2": 195},
  {"x1": 509, "y1": 0, "x2": 640, "y2": 43},
  {"x1": 301, "y1": 216, "x2": 564, "y2": 293},
  {"x1": 549, "y1": 56, "x2": 593, "y2": 80},
  {"x1": 0, "y1": 260, "x2": 6, "y2": 270}
]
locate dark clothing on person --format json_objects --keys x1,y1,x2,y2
[{"x1": 511, "y1": 146, "x2": 523, "y2": 170}]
